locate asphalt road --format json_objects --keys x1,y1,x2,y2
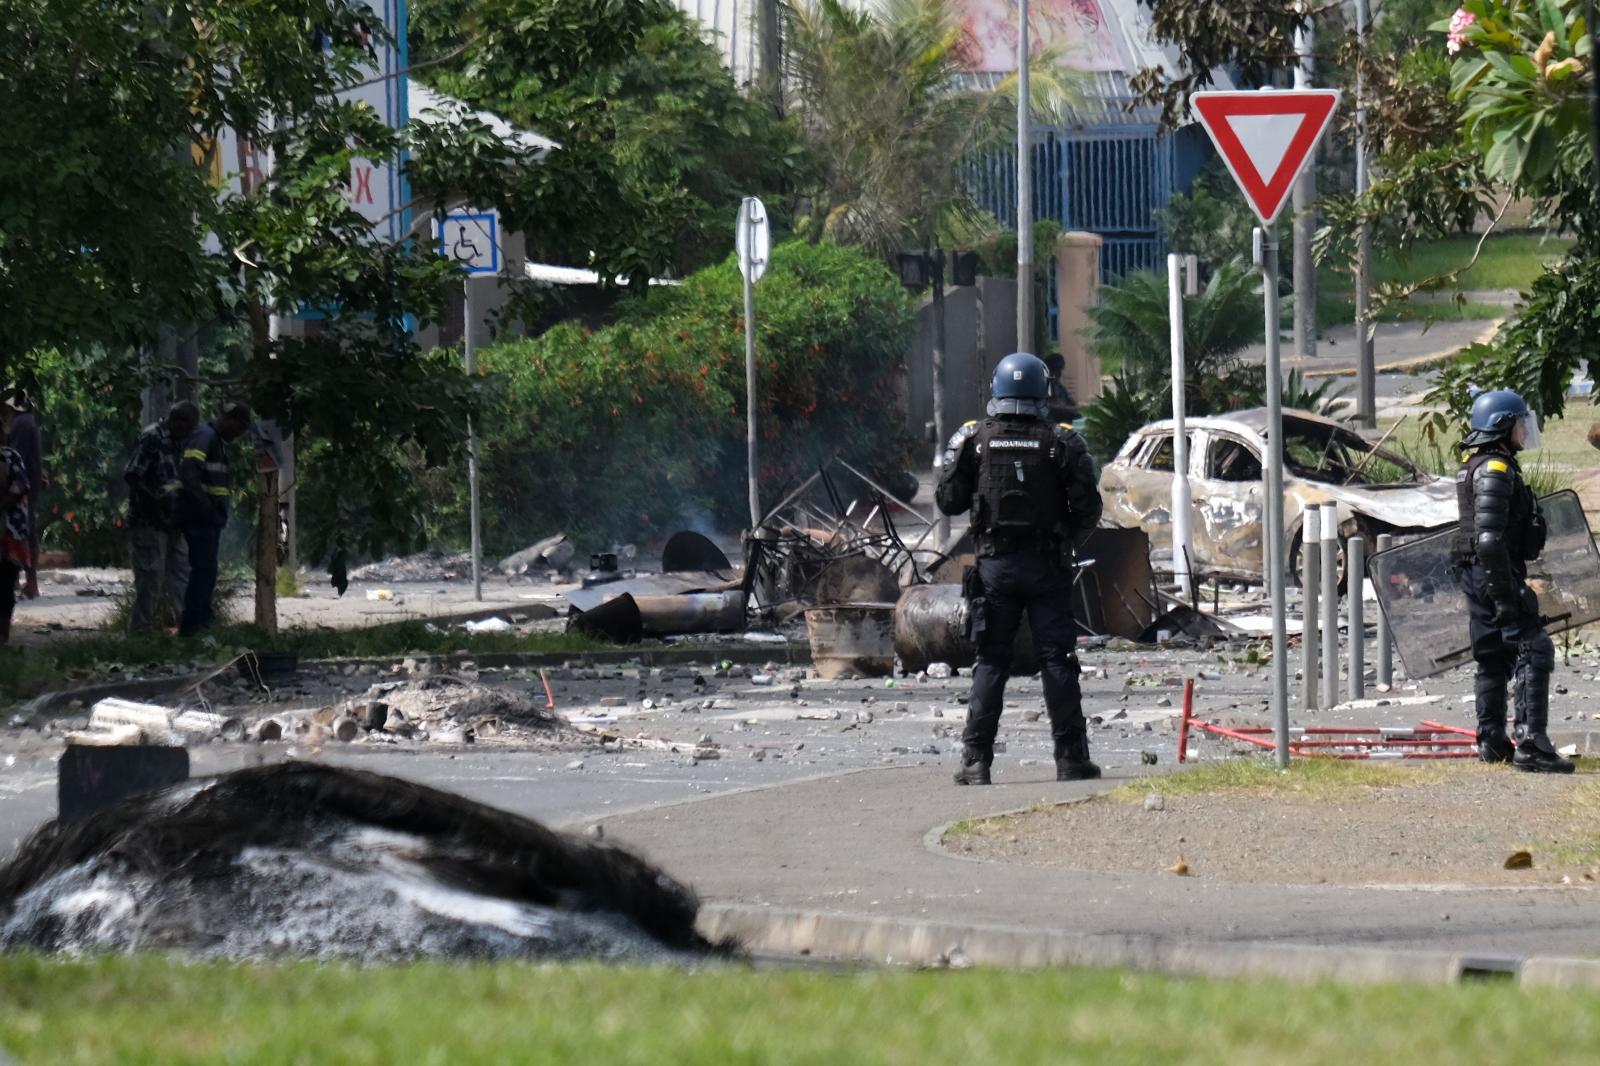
[{"x1": 8, "y1": 637, "x2": 1600, "y2": 959}]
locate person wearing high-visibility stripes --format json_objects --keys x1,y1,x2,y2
[
  {"x1": 176, "y1": 402, "x2": 252, "y2": 637},
  {"x1": 124, "y1": 401, "x2": 199, "y2": 632},
  {"x1": 1450, "y1": 389, "x2": 1571, "y2": 774}
]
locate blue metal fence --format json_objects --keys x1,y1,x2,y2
[{"x1": 969, "y1": 122, "x2": 1178, "y2": 336}]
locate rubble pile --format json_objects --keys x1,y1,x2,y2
[
  {"x1": 0, "y1": 763, "x2": 715, "y2": 962},
  {"x1": 345, "y1": 675, "x2": 588, "y2": 747},
  {"x1": 348, "y1": 550, "x2": 475, "y2": 583}
]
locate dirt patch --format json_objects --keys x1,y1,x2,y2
[{"x1": 947, "y1": 765, "x2": 1600, "y2": 886}]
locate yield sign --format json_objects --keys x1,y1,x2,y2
[{"x1": 1190, "y1": 90, "x2": 1341, "y2": 225}]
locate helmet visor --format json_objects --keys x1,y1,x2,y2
[{"x1": 1514, "y1": 412, "x2": 1542, "y2": 451}]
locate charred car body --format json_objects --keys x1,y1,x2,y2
[{"x1": 1100, "y1": 409, "x2": 1457, "y2": 584}]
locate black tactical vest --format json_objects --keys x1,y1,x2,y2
[
  {"x1": 1452, "y1": 448, "x2": 1539, "y2": 569},
  {"x1": 974, "y1": 418, "x2": 1064, "y2": 540}
]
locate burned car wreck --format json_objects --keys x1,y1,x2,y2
[{"x1": 1099, "y1": 409, "x2": 1458, "y2": 585}]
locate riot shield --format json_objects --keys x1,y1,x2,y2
[{"x1": 1369, "y1": 490, "x2": 1600, "y2": 678}]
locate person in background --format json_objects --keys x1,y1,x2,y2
[
  {"x1": 1042, "y1": 353, "x2": 1079, "y2": 426},
  {"x1": 0, "y1": 400, "x2": 33, "y2": 642},
  {"x1": 177, "y1": 402, "x2": 252, "y2": 637},
  {"x1": 125, "y1": 401, "x2": 199, "y2": 633},
  {"x1": 5, "y1": 390, "x2": 42, "y2": 599}
]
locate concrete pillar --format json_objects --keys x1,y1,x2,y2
[{"x1": 1055, "y1": 231, "x2": 1103, "y2": 406}]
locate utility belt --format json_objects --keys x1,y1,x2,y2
[{"x1": 975, "y1": 528, "x2": 1061, "y2": 558}]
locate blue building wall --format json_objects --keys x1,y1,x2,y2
[{"x1": 970, "y1": 119, "x2": 1212, "y2": 335}]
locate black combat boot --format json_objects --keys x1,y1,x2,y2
[
  {"x1": 1474, "y1": 674, "x2": 1514, "y2": 764},
  {"x1": 1054, "y1": 735, "x2": 1101, "y2": 782},
  {"x1": 953, "y1": 747, "x2": 992, "y2": 786},
  {"x1": 1512, "y1": 670, "x2": 1574, "y2": 774}
]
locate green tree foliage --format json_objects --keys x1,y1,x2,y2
[
  {"x1": 0, "y1": 0, "x2": 557, "y2": 597},
  {"x1": 782, "y1": 0, "x2": 1080, "y2": 260},
  {"x1": 1127, "y1": 0, "x2": 1310, "y2": 127},
  {"x1": 27, "y1": 348, "x2": 145, "y2": 562},
  {"x1": 1407, "y1": 0, "x2": 1597, "y2": 440},
  {"x1": 410, "y1": 0, "x2": 798, "y2": 290},
  {"x1": 469, "y1": 242, "x2": 915, "y2": 549},
  {"x1": 1154, "y1": 163, "x2": 1292, "y2": 268}
]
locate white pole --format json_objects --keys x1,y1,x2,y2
[
  {"x1": 743, "y1": 203, "x2": 761, "y2": 530},
  {"x1": 1291, "y1": 7, "x2": 1317, "y2": 361},
  {"x1": 1261, "y1": 231, "x2": 1290, "y2": 768},
  {"x1": 464, "y1": 280, "x2": 482, "y2": 602},
  {"x1": 1167, "y1": 254, "x2": 1193, "y2": 600},
  {"x1": 1015, "y1": 0, "x2": 1032, "y2": 353}
]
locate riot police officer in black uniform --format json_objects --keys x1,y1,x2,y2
[
  {"x1": 936, "y1": 352, "x2": 1103, "y2": 786},
  {"x1": 1452, "y1": 388, "x2": 1572, "y2": 774}
]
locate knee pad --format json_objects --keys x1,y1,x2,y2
[{"x1": 1522, "y1": 632, "x2": 1556, "y2": 674}]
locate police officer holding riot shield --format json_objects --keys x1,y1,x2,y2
[
  {"x1": 936, "y1": 352, "x2": 1103, "y2": 786},
  {"x1": 1452, "y1": 389, "x2": 1572, "y2": 773}
]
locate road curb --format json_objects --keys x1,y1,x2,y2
[
  {"x1": 696, "y1": 904, "x2": 1473, "y2": 984},
  {"x1": 699, "y1": 904, "x2": 1600, "y2": 987}
]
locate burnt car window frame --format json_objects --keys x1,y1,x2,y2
[{"x1": 1205, "y1": 432, "x2": 1264, "y2": 483}]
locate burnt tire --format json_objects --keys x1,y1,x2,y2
[{"x1": 1289, "y1": 527, "x2": 1351, "y2": 594}]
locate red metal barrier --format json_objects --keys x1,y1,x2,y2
[{"x1": 1177, "y1": 683, "x2": 1479, "y2": 761}]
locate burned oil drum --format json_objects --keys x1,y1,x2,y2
[
  {"x1": 804, "y1": 604, "x2": 896, "y2": 679},
  {"x1": 893, "y1": 585, "x2": 1038, "y2": 676}
]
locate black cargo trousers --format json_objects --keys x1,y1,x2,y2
[
  {"x1": 962, "y1": 546, "x2": 1086, "y2": 763},
  {"x1": 1459, "y1": 570, "x2": 1553, "y2": 739}
]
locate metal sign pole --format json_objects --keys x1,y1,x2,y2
[
  {"x1": 1354, "y1": 0, "x2": 1377, "y2": 428},
  {"x1": 1167, "y1": 254, "x2": 1193, "y2": 601},
  {"x1": 1261, "y1": 231, "x2": 1290, "y2": 767},
  {"x1": 465, "y1": 279, "x2": 482, "y2": 602},
  {"x1": 1015, "y1": 0, "x2": 1032, "y2": 353},
  {"x1": 744, "y1": 207, "x2": 761, "y2": 531}
]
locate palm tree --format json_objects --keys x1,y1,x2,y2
[
  {"x1": 1087, "y1": 258, "x2": 1267, "y2": 408},
  {"x1": 1080, "y1": 258, "x2": 1320, "y2": 460},
  {"x1": 782, "y1": 0, "x2": 1080, "y2": 260}
]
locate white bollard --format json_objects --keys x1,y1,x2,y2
[
  {"x1": 1321, "y1": 508, "x2": 1340, "y2": 709},
  {"x1": 1301, "y1": 504, "x2": 1321, "y2": 711},
  {"x1": 1375, "y1": 532, "x2": 1394, "y2": 688},
  {"x1": 1347, "y1": 536, "x2": 1365, "y2": 702}
]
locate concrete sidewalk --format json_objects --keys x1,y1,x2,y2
[{"x1": 601, "y1": 764, "x2": 1600, "y2": 974}]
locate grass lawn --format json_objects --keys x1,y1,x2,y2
[
  {"x1": 1321, "y1": 233, "x2": 1574, "y2": 295},
  {"x1": 0, "y1": 620, "x2": 608, "y2": 704},
  {"x1": 7, "y1": 956, "x2": 1600, "y2": 1064},
  {"x1": 1315, "y1": 293, "x2": 1506, "y2": 332},
  {"x1": 1371, "y1": 233, "x2": 1575, "y2": 292},
  {"x1": 1313, "y1": 233, "x2": 1574, "y2": 331}
]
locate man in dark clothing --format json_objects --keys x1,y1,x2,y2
[
  {"x1": 5, "y1": 390, "x2": 42, "y2": 599},
  {"x1": 936, "y1": 351, "x2": 1103, "y2": 786},
  {"x1": 1451, "y1": 388, "x2": 1571, "y2": 774},
  {"x1": 1042, "y1": 353, "x2": 1079, "y2": 426},
  {"x1": 125, "y1": 401, "x2": 199, "y2": 632},
  {"x1": 177, "y1": 402, "x2": 251, "y2": 637}
]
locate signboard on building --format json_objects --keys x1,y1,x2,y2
[
  {"x1": 958, "y1": 0, "x2": 1124, "y2": 73},
  {"x1": 204, "y1": 0, "x2": 408, "y2": 240}
]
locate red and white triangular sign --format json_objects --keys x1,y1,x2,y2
[{"x1": 1190, "y1": 90, "x2": 1341, "y2": 225}]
